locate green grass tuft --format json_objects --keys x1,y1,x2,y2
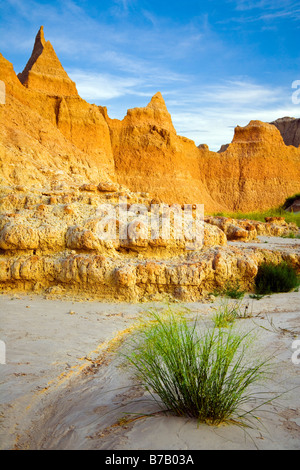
[
  {"x1": 281, "y1": 232, "x2": 300, "y2": 239},
  {"x1": 249, "y1": 293, "x2": 265, "y2": 301},
  {"x1": 212, "y1": 299, "x2": 251, "y2": 327},
  {"x1": 124, "y1": 308, "x2": 274, "y2": 426},
  {"x1": 212, "y1": 280, "x2": 246, "y2": 299},
  {"x1": 255, "y1": 262, "x2": 300, "y2": 295}
]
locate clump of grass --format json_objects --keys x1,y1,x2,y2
[
  {"x1": 124, "y1": 309, "x2": 273, "y2": 426},
  {"x1": 212, "y1": 299, "x2": 250, "y2": 327},
  {"x1": 224, "y1": 281, "x2": 246, "y2": 299},
  {"x1": 212, "y1": 304, "x2": 238, "y2": 327},
  {"x1": 249, "y1": 293, "x2": 265, "y2": 301},
  {"x1": 281, "y1": 232, "x2": 300, "y2": 239},
  {"x1": 213, "y1": 281, "x2": 246, "y2": 299},
  {"x1": 255, "y1": 261, "x2": 300, "y2": 295}
]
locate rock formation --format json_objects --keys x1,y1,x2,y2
[
  {"x1": 217, "y1": 143, "x2": 229, "y2": 153},
  {"x1": 284, "y1": 196, "x2": 300, "y2": 213},
  {"x1": 0, "y1": 27, "x2": 299, "y2": 302},
  {"x1": 201, "y1": 121, "x2": 300, "y2": 211},
  {"x1": 0, "y1": 183, "x2": 298, "y2": 301},
  {"x1": 18, "y1": 26, "x2": 78, "y2": 97},
  {"x1": 102, "y1": 93, "x2": 220, "y2": 212},
  {"x1": 270, "y1": 117, "x2": 300, "y2": 148},
  {"x1": 0, "y1": 28, "x2": 115, "y2": 189},
  {"x1": 104, "y1": 103, "x2": 300, "y2": 212},
  {"x1": 1, "y1": 26, "x2": 300, "y2": 211}
]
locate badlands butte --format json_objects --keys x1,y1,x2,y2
[{"x1": 0, "y1": 26, "x2": 299, "y2": 302}]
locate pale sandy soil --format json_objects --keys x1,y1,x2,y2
[
  {"x1": 0, "y1": 235, "x2": 299, "y2": 450},
  {"x1": 229, "y1": 235, "x2": 300, "y2": 250},
  {"x1": 0, "y1": 286, "x2": 299, "y2": 450}
]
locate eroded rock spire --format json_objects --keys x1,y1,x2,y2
[{"x1": 18, "y1": 26, "x2": 78, "y2": 96}]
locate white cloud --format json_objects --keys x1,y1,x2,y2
[
  {"x1": 201, "y1": 80, "x2": 283, "y2": 105},
  {"x1": 167, "y1": 79, "x2": 298, "y2": 150},
  {"x1": 226, "y1": 0, "x2": 300, "y2": 21},
  {"x1": 68, "y1": 70, "x2": 143, "y2": 101}
]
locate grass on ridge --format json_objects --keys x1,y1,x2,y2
[{"x1": 211, "y1": 207, "x2": 300, "y2": 227}]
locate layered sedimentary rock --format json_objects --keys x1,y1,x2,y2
[
  {"x1": 270, "y1": 117, "x2": 300, "y2": 148},
  {"x1": 0, "y1": 27, "x2": 299, "y2": 301},
  {"x1": 104, "y1": 101, "x2": 300, "y2": 212},
  {"x1": 0, "y1": 187, "x2": 226, "y2": 256},
  {"x1": 204, "y1": 215, "x2": 298, "y2": 241},
  {"x1": 200, "y1": 121, "x2": 300, "y2": 211},
  {"x1": 0, "y1": 29, "x2": 115, "y2": 189},
  {"x1": 0, "y1": 185, "x2": 298, "y2": 301},
  {"x1": 102, "y1": 93, "x2": 220, "y2": 212}
]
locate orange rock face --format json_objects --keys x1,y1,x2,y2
[
  {"x1": 0, "y1": 27, "x2": 300, "y2": 213},
  {"x1": 103, "y1": 93, "x2": 220, "y2": 212},
  {"x1": 0, "y1": 27, "x2": 300, "y2": 303},
  {"x1": 18, "y1": 26, "x2": 78, "y2": 97},
  {"x1": 0, "y1": 29, "x2": 115, "y2": 189},
  {"x1": 200, "y1": 121, "x2": 300, "y2": 211},
  {"x1": 101, "y1": 89, "x2": 300, "y2": 212}
]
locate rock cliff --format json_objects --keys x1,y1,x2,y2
[
  {"x1": 0, "y1": 27, "x2": 299, "y2": 301},
  {"x1": 105, "y1": 96, "x2": 300, "y2": 211},
  {"x1": 102, "y1": 92, "x2": 219, "y2": 212},
  {"x1": 18, "y1": 26, "x2": 78, "y2": 97},
  {"x1": 201, "y1": 121, "x2": 300, "y2": 211},
  {"x1": 270, "y1": 117, "x2": 300, "y2": 148},
  {"x1": 0, "y1": 28, "x2": 115, "y2": 190},
  {"x1": 1, "y1": 26, "x2": 300, "y2": 212}
]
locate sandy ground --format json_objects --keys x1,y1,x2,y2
[
  {"x1": 0, "y1": 286, "x2": 299, "y2": 450},
  {"x1": 228, "y1": 235, "x2": 300, "y2": 251},
  {"x1": 0, "y1": 236, "x2": 299, "y2": 450}
]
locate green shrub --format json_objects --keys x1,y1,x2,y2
[
  {"x1": 213, "y1": 281, "x2": 246, "y2": 299},
  {"x1": 249, "y1": 293, "x2": 265, "y2": 300},
  {"x1": 212, "y1": 299, "x2": 249, "y2": 327},
  {"x1": 223, "y1": 281, "x2": 246, "y2": 299},
  {"x1": 281, "y1": 232, "x2": 300, "y2": 239},
  {"x1": 255, "y1": 262, "x2": 300, "y2": 295},
  {"x1": 124, "y1": 309, "x2": 273, "y2": 426}
]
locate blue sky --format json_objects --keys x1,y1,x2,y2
[{"x1": 0, "y1": 0, "x2": 299, "y2": 150}]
